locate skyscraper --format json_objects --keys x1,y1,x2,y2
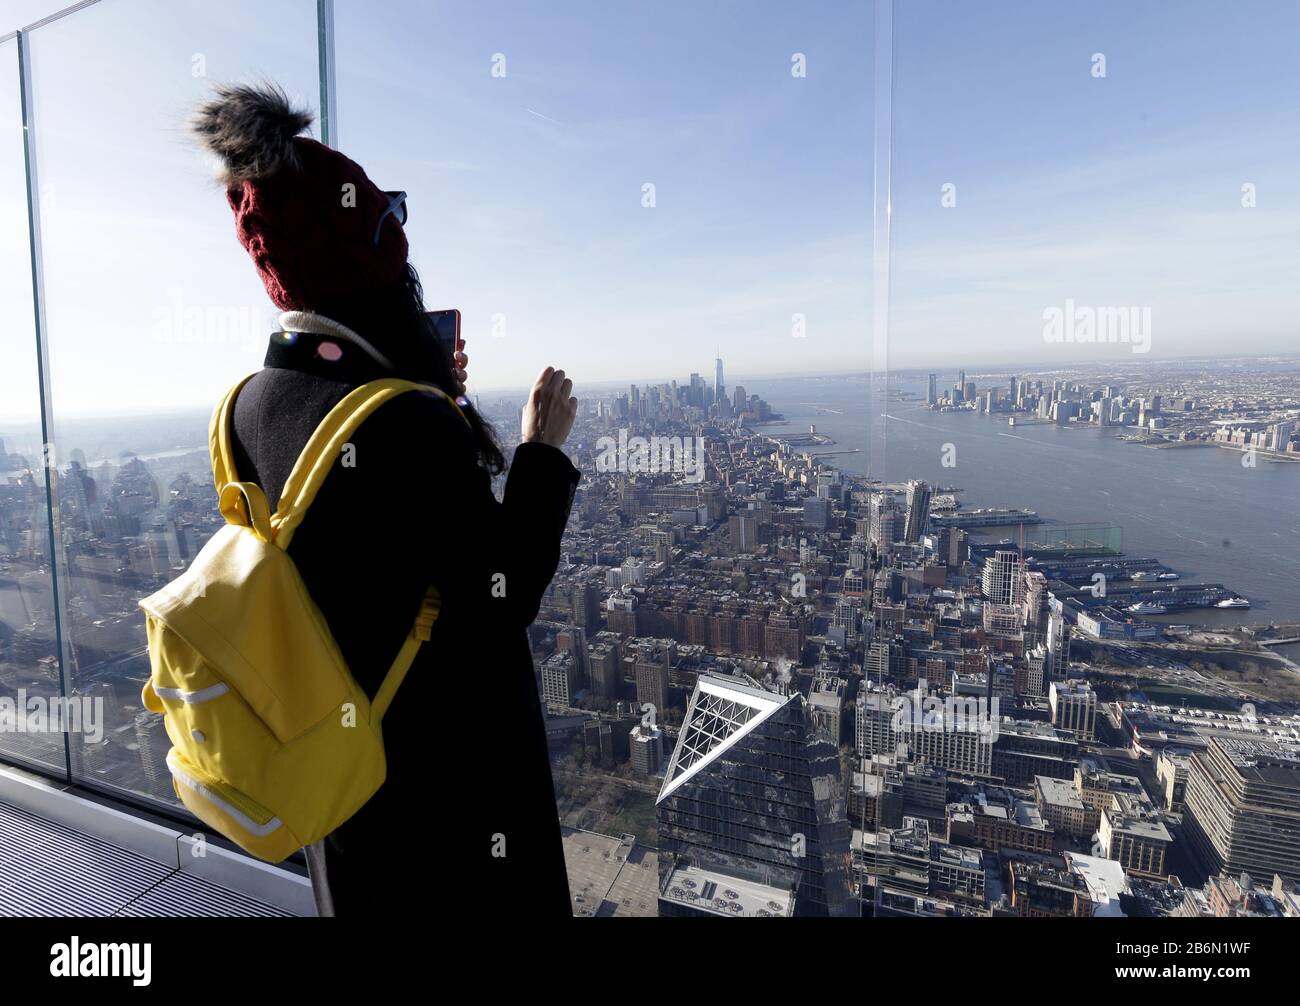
[
  {"x1": 1182, "y1": 736, "x2": 1300, "y2": 884},
  {"x1": 557, "y1": 625, "x2": 588, "y2": 686},
  {"x1": 656, "y1": 674, "x2": 855, "y2": 916},
  {"x1": 942, "y1": 526, "x2": 968, "y2": 568},
  {"x1": 982, "y1": 549, "x2": 1024, "y2": 606},
  {"x1": 1049, "y1": 680, "x2": 1097, "y2": 740},
  {"x1": 714, "y1": 355, "x2": 725, "y2": 414},
  {"x1": 1046, "y1": 611, "x2": 1070, "y2": 683},
  {"x1": 926, "y1": 373, "x2": 938, "y2": 405},
  {"x1": 869, "y1": 494, "x2": 901, "y2": 551},
  {"x1": 903, "y1": 480, "x2": 931, "y2": 542},
  {"x1": 1022, "y1": 570, "x2": 1050, "y2": 646},
  {"x1": 589, "y1": 632, "x2": 623, "y2": 699},
  {"x1": 634, "y1": 638, "x2": 674, "y2": 716},
  {"x1": 630, "y1": 722, "x2": 664, "y2": 776},
  {"x1": 982, "y1": 549, "x2": 1025, "y2": 637}
]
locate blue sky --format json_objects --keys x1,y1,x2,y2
[
  {"x1": 887, "y1": 0, "x2": 1300, "y2": 367},
  {"x1": 1, "y1": 0, "x2": 1297, "y2": 421},
  {"x1": 333, "y1": 0, "x2": 872, "y2": 391}
]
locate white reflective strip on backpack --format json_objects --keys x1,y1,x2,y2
[
  {"x1": 154, "y1": 682, "x2": 229, "y2": 704},
  {"x1": 165, "y1": 750, "x2": 284, "y2": 838}
]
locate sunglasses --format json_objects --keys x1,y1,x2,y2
[{"x1": 373, "y1": 190, "x2": 408, "y2": 246}]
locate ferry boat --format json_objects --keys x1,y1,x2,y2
[
  {"x1": 1130, "y1": 571, "x2": 1160, "y2": 581},
  {"x1": 1215, "y1": 597, "x2": 1251, "y2": 609},
  {"x1": 931, "y1": 508, "x2": 1042, "y2": 528},
  {"x1": 1158, "y1": 572, "x2": 1180, "y2": 580},
  {"x1": 1127, "y1": 601, "x2": 1168, "y2": 615}
]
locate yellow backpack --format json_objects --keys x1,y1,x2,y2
[{"x1": 139, "y1": 375, "x2": 464, "y2": 863}]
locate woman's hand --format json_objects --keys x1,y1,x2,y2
[
  {"x1": 522, "y1": 366, "x2": 577, "y2": 448},
  {"x1": 452, "y1": 341, "x2": 468, "y2": 397}
]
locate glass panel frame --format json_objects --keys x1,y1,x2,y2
[{"x1": 0, "y1": 33, "x2": 66, "y2": 777}]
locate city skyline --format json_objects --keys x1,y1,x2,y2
[
  {"x1": 3, "y1": 332, "x2": 1300, "y2": 917},
  {"x1": 7, "y1": 346, "x2": 1300, "y2": 425}
]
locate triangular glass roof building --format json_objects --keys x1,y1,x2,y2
[
  {"x1": 658, "y1": 675, "x2": 785, "y2": 802},
  {"x1": 656, "y1": 674, "x2": 855, "y2": 917}
]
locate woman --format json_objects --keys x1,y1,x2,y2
[{"x1": 193, "y1": 83, "x2": 578, "y2": 916}]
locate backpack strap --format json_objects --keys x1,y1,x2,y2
[
  {"x1": 219, "y1": 482, "x2": 274, "y2": 542},
  {"x1": 209, "y1": 376, "x2": 279, "y2": 540},
  {"x1": 209, "y1": 374, "x2": 257, "y2": 494},
  {"x1": 210, "y1": 375, "x2": 468, "y2": 724},
  {"x1": 271, "y1": 380, "x2": 466, "y2": 724},
  {"x1": 269, "y1": 378, "x2": 466, "y2": 550},
  {"x1": 370, "y1": 586, "x2": 443, "y2": 723}
]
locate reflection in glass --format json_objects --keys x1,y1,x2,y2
[
  {"x1": 24, "y1": 0, "x2": 318, "y2": 801},
  {"x1": 0, "y1": 37, "x2": 62, "y2": 772}
]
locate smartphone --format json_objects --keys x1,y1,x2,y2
[{"x1": 426, "y1": 309, "x2": 461, "y2": 360}]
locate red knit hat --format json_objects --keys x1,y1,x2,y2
[{"x1": 194, "y1": 84, "x2": 407, "y2": 311}]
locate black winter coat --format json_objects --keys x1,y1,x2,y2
[{"x1": 227, "y1": 320, "x2": 577, "y2": 917}]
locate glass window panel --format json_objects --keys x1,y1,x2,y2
[
  {"x1": 890, "y1": 0, "x2": 1300, "y2": 617},
  {"x1": 337, "y1": 1, "x2": 871, "y2": 394},
  {"x1": 884, "y1": 0, "x2": 1300, "y2": 908},
  {"x1": 0, "y1": 36, "x2": 64, "y2": 773},
  {"x1": 336, "y1": 1, "x2": 872, "y2": 913},
  {"x1": 24, "y1": 0, "x2": 319, "y2": 802}
]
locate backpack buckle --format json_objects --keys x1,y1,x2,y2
[{"x1": 412, "y1": 587, "x2": 442, "y2": 641}]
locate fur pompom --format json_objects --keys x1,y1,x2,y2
[{"x1": 192, "y1": 82, "x2": 314, "y2": 182}]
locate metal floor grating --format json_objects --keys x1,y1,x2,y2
[{"x1": 0, "y1": 800, "x2": 295, "y2": 917}]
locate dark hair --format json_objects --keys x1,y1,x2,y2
[{"x1": 320, "y1": 263, "x2": 506, "y2": 475}]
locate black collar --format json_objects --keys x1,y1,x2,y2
[{"x1": 262, "y1": 330, "x2": 395, "y2": 384}]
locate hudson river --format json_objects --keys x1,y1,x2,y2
[{"x1": 751, "y1": 374, "x2": 1300, "y2": 626}]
